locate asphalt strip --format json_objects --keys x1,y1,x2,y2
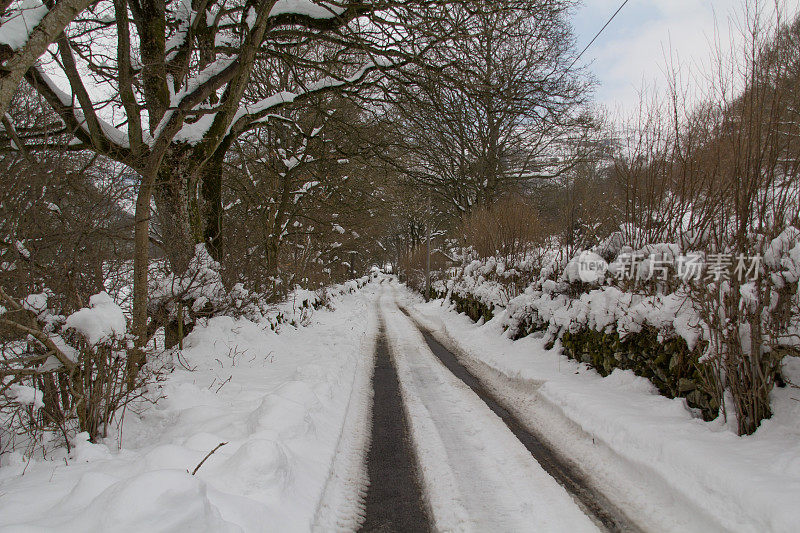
[{"x1": 359, "y1": 320, "x2": 432, "y2": 533}]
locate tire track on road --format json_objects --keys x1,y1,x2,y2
[
  {"x1": 398, "y1": 305, "x2": 642, "y2": 533},
  {"x1": 359, "y1": 316, "x2": 431, "y2": 532}
]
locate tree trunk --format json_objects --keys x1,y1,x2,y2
[
  {"x1": 201, "y1": 142, "x2": 229, "y2": 262},
  {"x1": 129, "y1": 172, "x2": 155, "y2": 377},
  {"x1": 265, "y1": 237, "x2": 279, "y2": 277},
  {"x1": 130, "y1": 155, "x2": 196, "y2": 373},
  {"x1": 153, "y1": 157, "x2": 196, "y2": 274}
]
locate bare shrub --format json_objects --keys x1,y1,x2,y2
[
  {"x1": 611, "y1": 5, "x2": 800, "y2": 434},
  {"x1": 1, "y1": 288, "x2": 163, "y2": 457},
  {"x1": 399, "y1": 237, "x2": 453, "y2": 293},
  {"x1": 459, "y1": 195, "x2": 550, "y2": 264}
]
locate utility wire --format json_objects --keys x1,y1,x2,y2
[{"x1": 566, "y1": 0, "x2": 631, "y2": 72}]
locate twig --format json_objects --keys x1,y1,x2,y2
[
  {"x1": 189, "y1": 442, "x2": 227, "y2": 475},
  {"x1": 175, "y1": 350, "x2": 196, "y2": 371},
  {"x1": 215, "y1": 375, "x2": 232, "y2": 393},
  {"x1": 0, "y1": 307, "x2": 77, "y2": 373}
]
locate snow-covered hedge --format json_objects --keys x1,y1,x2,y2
[
  {"x1": 149, "y1": 244, "x2": 380, "y2": 332},
  {"x1": 431, "y1": 225, "x2": 800, "y2": 432},
  {"x1": 1, "y1": 264, "x2": 382, "y2": 457}
]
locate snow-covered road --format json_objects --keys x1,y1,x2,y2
[
  {"x1": 380, "y1": 293, "x2": 600, "y2": 532},
  {"x1": 397, "y1": 280, "x2": 800, "y2": 533},
  {"x1": 11, "y1": 279, "x2": 788, "y2": 532}
]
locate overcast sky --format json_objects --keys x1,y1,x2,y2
[{"x1": 571, "y1": 0, "x2": 800, "y2": 119}]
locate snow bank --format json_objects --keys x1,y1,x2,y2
[{"x1": 0, "y1": 283, "x2": 380, "y2": 531}]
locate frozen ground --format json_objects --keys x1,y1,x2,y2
[
  {"x1": 0, "y1": 285, "x2": 380, "y2": 532},
  {"x1": 398, "y1": 281, "x2": 800, "y2": 533}
]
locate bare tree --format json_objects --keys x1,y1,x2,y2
[
  {"x1": 390, "y1": 0, "x2": 595, "y2": 215},
  {"x1": 1, "y1": 0, "x2": 470, "y2": 361},
  {"x1": 222, "y1": 94, "x2": 382, "y2": 290},
  {"x1": 608, "y1": 5, "x2": 800, "y2": 434}
]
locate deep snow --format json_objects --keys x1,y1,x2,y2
[
  {"x1": 0, "y1": 285, "x2": 380, "y2": 532},
  {"x1": 5, "y1": 278, "x2": 799, "y2": 532}
]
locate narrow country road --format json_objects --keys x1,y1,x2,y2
[{"x1": 356, "y1": 291, "x2": 639, "y2": 532}]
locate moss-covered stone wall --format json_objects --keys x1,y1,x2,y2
[
  {"x1": 437, "y1": 289, "x2": 718, "y2": 421},
  {"x1": 508, "y1": 312, "x2": 548, "y2": 340},
  {"x1": 449, "y1": 292, "x2": 494, "y2": 322},
  {"x1": 561, "y1": 327, "x2": 718, "y2": 420}
]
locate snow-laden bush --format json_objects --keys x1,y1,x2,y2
[
  {"x1": 431, "y1": 222, "x2": 800, "y2": 434},
  {"x1": 443, "y1": 247, "x2": 561, "y2": 312},
  {"x1": 148, "y1": 245, "x2": 281, "y2": 346},
  {"x1": 149, "y1": 246, "x2": 381, "y2": 344},
  {"x1": 1, "y1": 289, "x2": 162, "y2": 457}
]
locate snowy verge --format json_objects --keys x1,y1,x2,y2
[
  {"x1": 311, "y1": 301, "x2": 377, "y2": 532},
  {"x1": 398, "y1": 282, "x2": 800, "y2": 533},
  {"x1": 0, "y1": 285, "x2": 380, "y2": 532}
]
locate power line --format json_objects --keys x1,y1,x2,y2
[{"x1": 566, "y1": 0, "x2": 631, "y2": 72}]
